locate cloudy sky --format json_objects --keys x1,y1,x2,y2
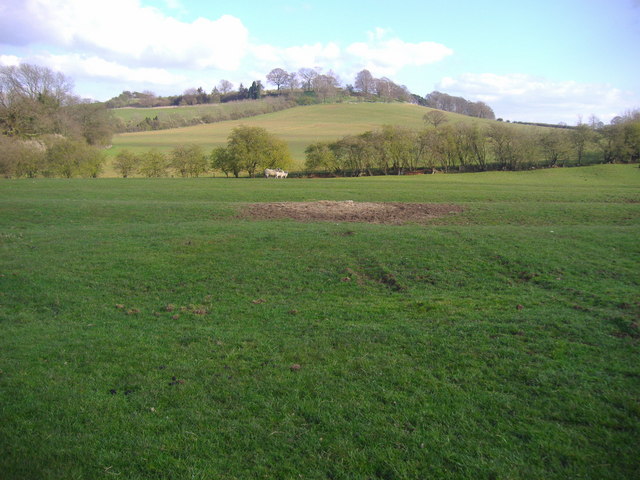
[{"x1": 1, "y1": 0, "x2": 639, "y2": 123}]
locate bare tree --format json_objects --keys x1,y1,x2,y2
[
  {"x1": 0, "y1": 63, "x2": 73, "y2": 105},
  {"x1": 424, "y1": 91, "x2": 495, "y2": 119},
  {"x1": 137, "y1": 91, "x2": 158, "y2": 108},
  {"x1": 375, "y1": 77, "x2": 392, "y2": 99},
  {"x1": 354, "y1": 69, "x2": 375, "y2": 95},
  {"x1": 285, "y1": 72, "x2": 299, "y2": 91},
  {"x1": 312, "y1": 73, "x2": 339, "y2": 102},
  {"x1": 298, "y1": 68, "x2": 319, "y2": 91},
  {"x1": 266, "y1": 68, "x2": 290, "y2": 91},
  {"x1": 372, "y1": 77, "x2": 408, "y2": 101},
  {"x1": 423, "y1": 110, "x2": 448, "y2": 128},
  {"x1": 217, "y1": 79, "x2": 233, "y2": 94},
  {"x1": 469, "y1": 101, "x2": 495, "y2": 119},
  {"x1": 588, "y1": 115, "x2": 604, "y2": 130},
  {"x1": 0, "y1": 63, "x2": 76, "y2": 137}
]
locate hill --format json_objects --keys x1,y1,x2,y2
[{"x1": 110, "y1": 102, "x2": 501, "y2": 168}]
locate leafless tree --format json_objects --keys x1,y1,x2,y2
[
  {"x1": 1, "y1": 63, "x2": 75, "y2": 137},
  {"x1": 0, "y1": 63, "x2": 73, "y2": 106},
  {"x1": 217, "y1": 79, "x2": 233, "y2": 94},
  {"x1": 354, "y1": 69, "x2": 375, "y2": 95},
  {"x1": 424, "y1": 91, "x2": 495, "y2": 119},
  {"x1": 312, "y1": 73, "x2": 339, "y2": 102},
  {"x1": 423, "y1": 110, "x2": 448, "y2": 128},
  {"x1": 373, "y1": 77, "x2": 408, "y2": 101},
  {"x1": 298, "y1": 68, "x2": 319, "y2": 91},
  {"x1": 285, "y1": 72, "x2": 299, "y2": 91},
  {"x1": 266, "y1": 68, "x2": 290, "y2": 90}
]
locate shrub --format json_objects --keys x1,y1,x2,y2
[
  {"x1": 170, "y1": 145, "x2": 208, "y2": 177},
  {"x1": 44, "y1": 137, "x2": 106, "y2": 178},
  {"x1": 113, "y1": 150, "x2": 141, "y2": 178},
  {"x1": 0, "y1": 136, "x2": 46, "y2": 178},
  {"x1": 138, "y1": 150, "x2": 169, "y2": 177}
]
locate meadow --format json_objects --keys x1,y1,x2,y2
[
  {"x1": 1, "y1": 164, "x2": 639, "y2": 479},
  {"x1": 111, "y1": 97, "x2": 297, "y2": 133}
]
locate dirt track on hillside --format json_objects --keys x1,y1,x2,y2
[{"x1": 241, "y1": 201, "x2": 463, "y2": 225}]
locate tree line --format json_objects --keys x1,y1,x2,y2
[
  {"x1": 303, "y1": 111, "x2": 640, "y2": 176},
  {"x1": 104, "y1": 67, "x2": 489, "y2": 117},
  {"x1": 105, "y1": 67, "x2": 414, "y2": 109},
  {"x1": 416, "y1": 91, "x2": 495, "y2": 120},
  {"x1": 105, "y1": 81, "x2": 267, "y2": 109}
]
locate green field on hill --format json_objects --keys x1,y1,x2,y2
[
  {"x1": 110, "y1": 97, "x2": 296, "y2": 128},
  {"x1": 110, "y1": 103, "x2": 496, "y2": 168},
  {"x1": 1, "y1": 165, "x2": 639, "y2": 479},
  {"x1": 112, "y1": 103, "x2": 230, "y2": 123}
]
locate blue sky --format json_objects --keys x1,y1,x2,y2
[{"x1": 1, "y1": 0, "x2": 639, "y2": 123}]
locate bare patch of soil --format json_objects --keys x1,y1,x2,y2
[{"x1": 241, "y1": 201, "x2": 463, "y2": 225}]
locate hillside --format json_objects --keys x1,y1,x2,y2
[
  {"x1": 110, "y1": 103, "x2": 500, "y2": 168},
  {"x1": 110, "y1": 97, "x2": 296, "y2": 131}
]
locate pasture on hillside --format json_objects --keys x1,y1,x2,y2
[
  {"x1": 111, "y1": 97, "x2": 297, "y2": 133},
  {"x1": 109, "y1": 103, "x2": 496, "y2": 169},
  {"x1": 112, "y1": 102, "x2": 276, "y2": 124},
  {"x1": 1, "y1": 165, "x2": 639, "y2": 479}
]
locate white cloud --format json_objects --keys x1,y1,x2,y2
[
  {"x1": 0, "y1": 55, "x2": 21, "y2": 66},
  {"x1": 249, "y1": 30, "x2": 452, "y2": 86},
  {"x1": 346, "y1": 30, "x2": 453, "y2": 78},
  {"x1": 3, "y1": 52, "x2": 189, "y2": 99},
  {"x1": 163, "y1": 0, "x2": 185, "y2": 10},
  {"x1": 0, "y1": 2, "x2": 454, "y2": 100},
  {"x1": 0, "y1": 0, "x2": 250, "y2": 70},
  {"x1": 35, "y1": 54, "x2": 186, "y2": 85},
  {"x1": 367, "y1": 27, "x2": 391, "y2": 41},
  {"x1": 250, "y1": 42, "x2": 343, "y2": 73},
  {"x1": 436, "y1": 73, "x2": 635, "y2": 123}
]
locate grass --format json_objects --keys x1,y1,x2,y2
[
  {"x1": 111, "y1": 98, "x2": 295, "y2": 128},
  {"x1": 111, "y1": 103, "x2": 238, "y2": 123},
  {"x1": 1, "y1": 164, "x2": 639, "y2": 479},
  {"x1": 110, "y1": 102, "x2": 495, "y2": 165}
]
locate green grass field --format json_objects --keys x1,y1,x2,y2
[
  {"x1": 111, "y1": 98, "x2": 294, "y2": 127},
  {"x1": 1, "y1": 165, "x2": 639, "y2": 479},
  {"x1": 110, "y1": 103, "x2": 494, "y2": 167},
  {"x1": 111, "y1": 104, "x2": 226, "y2": 123}
]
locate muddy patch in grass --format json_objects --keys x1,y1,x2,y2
[{"x1": 241, "y1": 201, "x2": 463, "y2": 225}]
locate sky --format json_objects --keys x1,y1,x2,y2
[{"x1": 1, "y1": 0, "x2": 639, "y2": 124}]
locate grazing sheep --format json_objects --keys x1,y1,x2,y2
[{"x1": 265, "y1": 168, "x2": 288, "y2": 178}]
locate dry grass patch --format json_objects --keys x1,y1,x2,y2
[{"x1": 242, "y1": 200, "x2": 463, "y2": 224}]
